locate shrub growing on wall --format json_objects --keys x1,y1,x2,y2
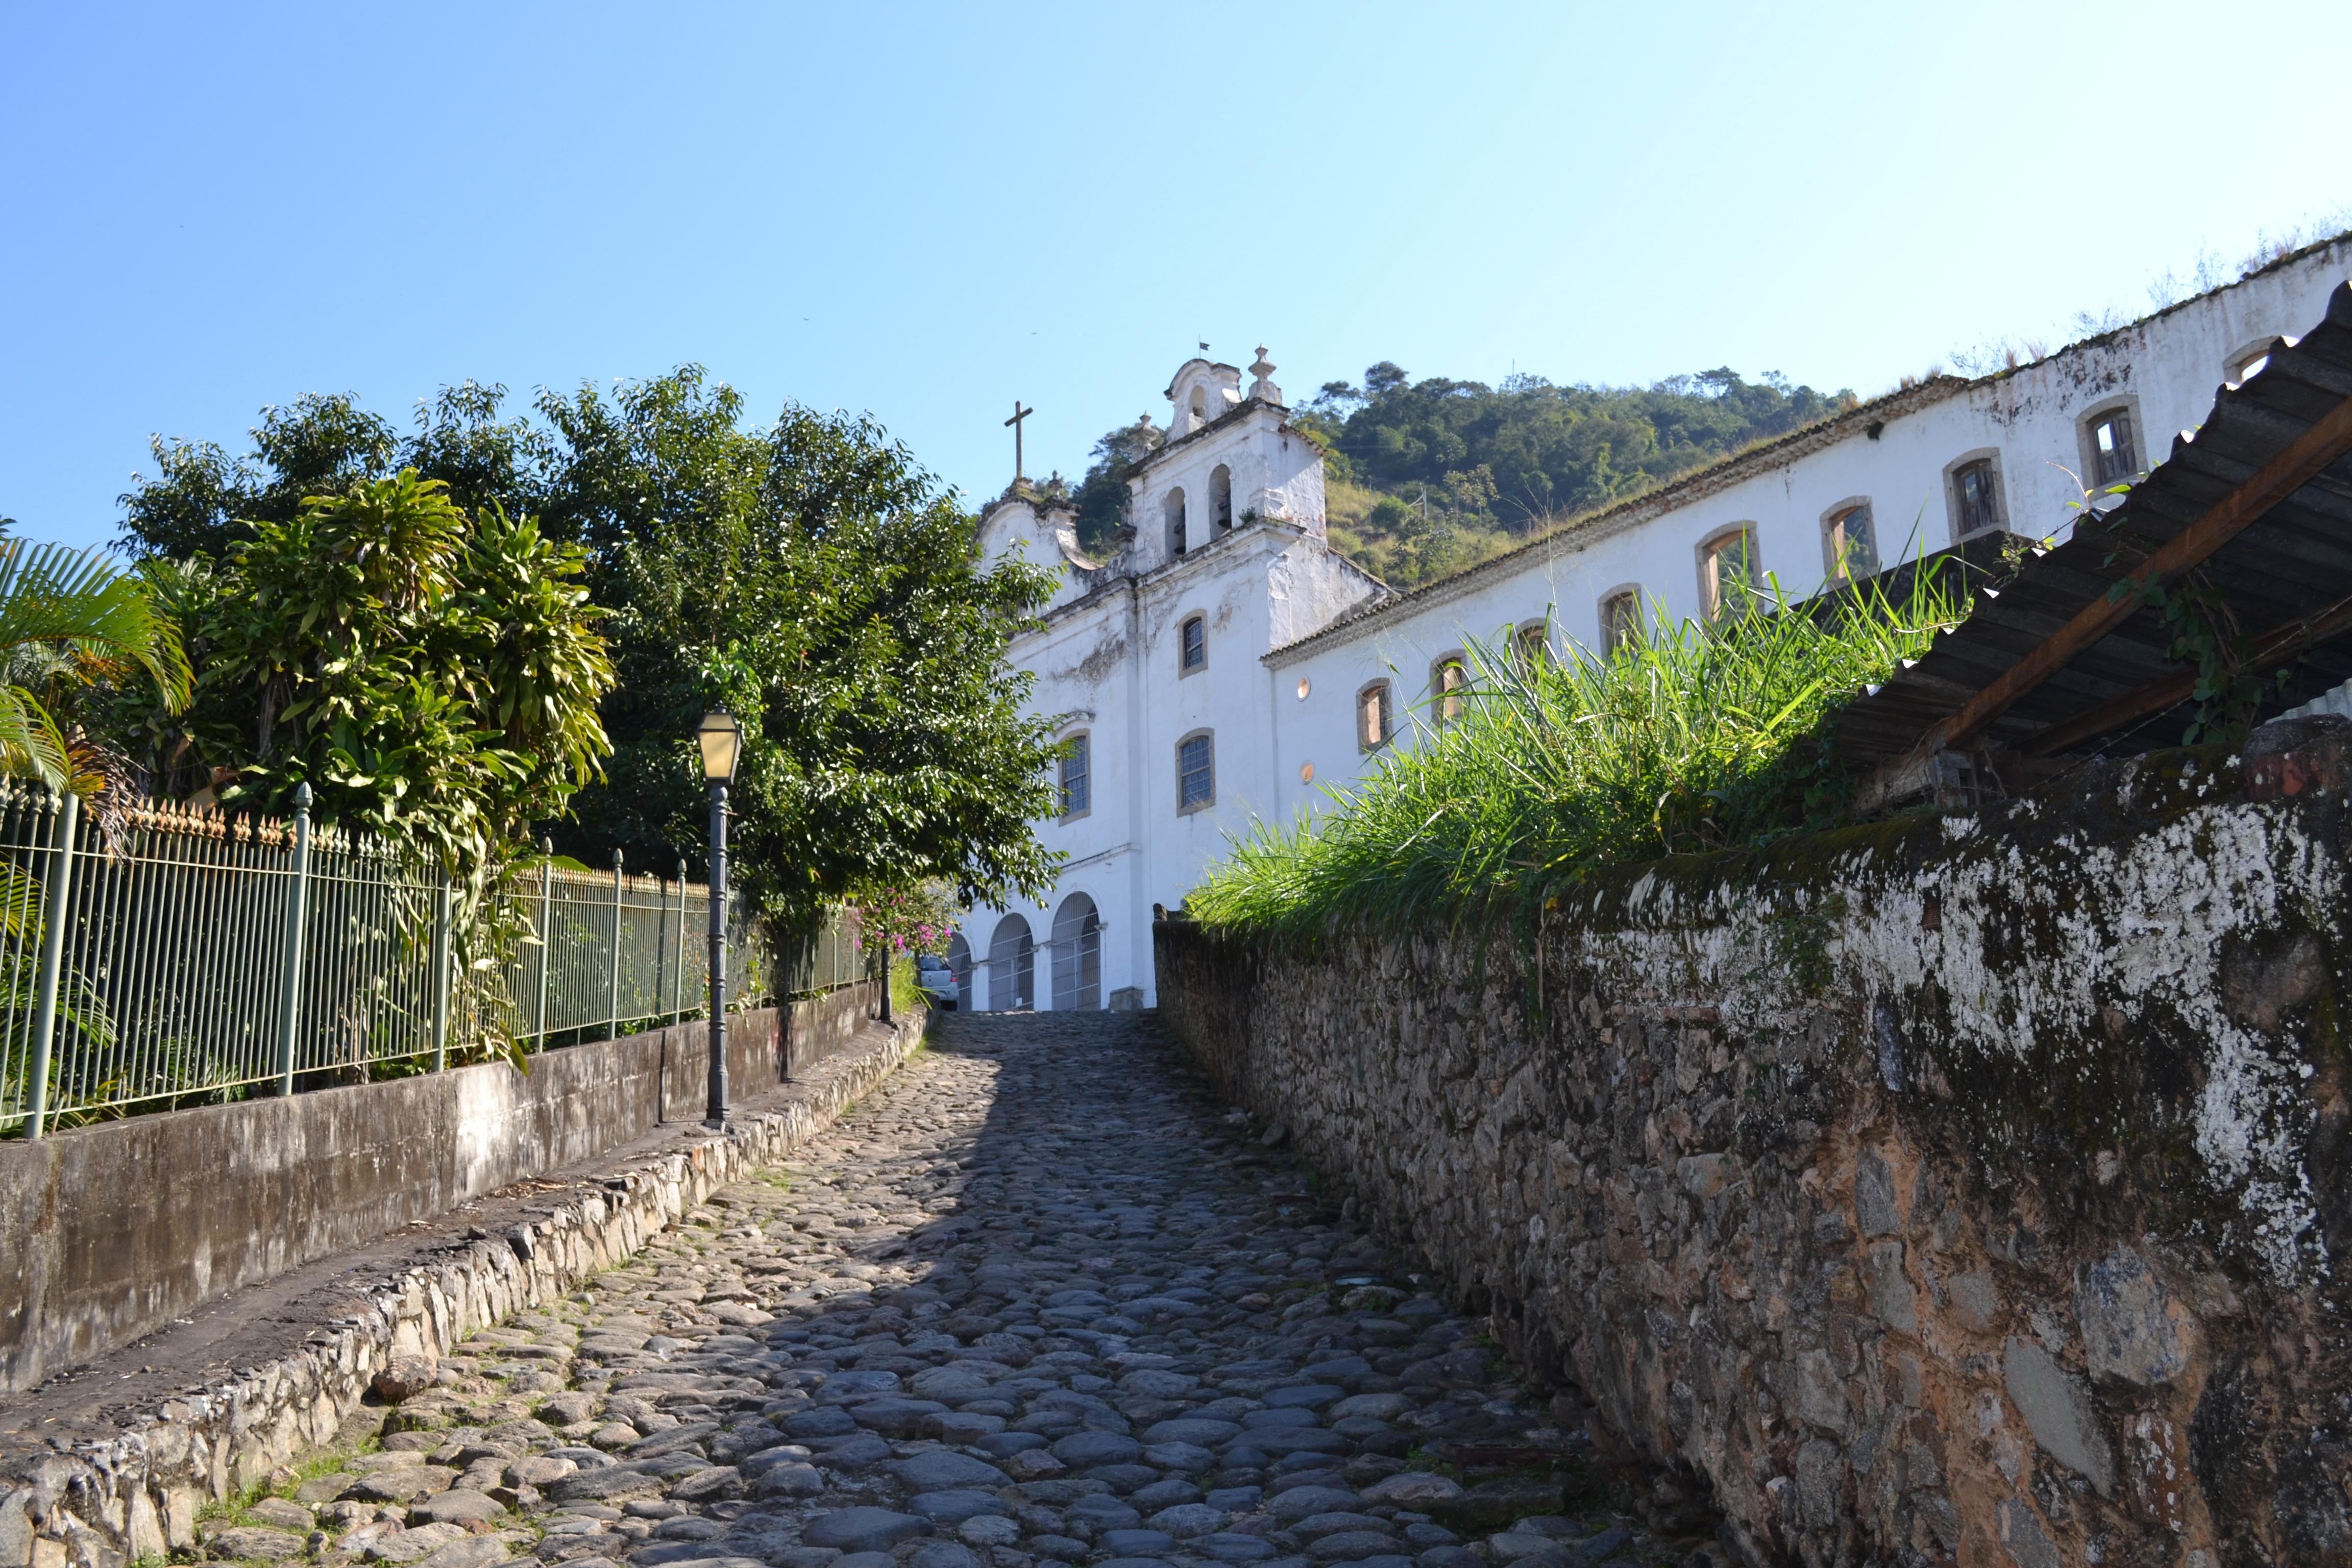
[{"x1": 1189, "y1": 567, "x2": 1970, "y2": 945}]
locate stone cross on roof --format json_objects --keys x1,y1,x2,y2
[{"x1": 1004, "y1": 401, "x2": 1034, "y2": 483}]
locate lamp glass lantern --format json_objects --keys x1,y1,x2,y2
[
  {"x1": 696, "y1": 710, "x2": 741, "y2": 785},
  {"x1": 696, "y1": 709, "x2": 740, "y2": 1125}
]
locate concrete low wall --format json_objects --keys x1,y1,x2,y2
[
  {"x1": 0, "y1": 983, "x2": 880, "y2": 1396},
  {"x1": 1157, "y1": 740, "x2": 2352, "y2": 1568},
  {"x1": 0, "y1": 1006, "x2": 926, "y2": 1568}
]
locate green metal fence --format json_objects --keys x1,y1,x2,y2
[{"x1": 0, "y1": 780, "x2": 866, "y2": 1138}]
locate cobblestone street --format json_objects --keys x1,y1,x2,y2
[{"x1": 198, "y1": 1012, "x2": 1701, "y2": 1568}]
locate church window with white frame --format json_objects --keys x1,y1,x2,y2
[
  {"x1": 1179, "y1": 614, "x2": 1207, "y2": 674},
  {"x1": 1059, "y1": 731, "x2": 1090, "y2": 819},
  {"x1": 1177, "y1": 730, "x2": 1215, "y2": 812},
  {"x1": 1358, "y1": 680, "x2": 1394, "y2": 751}
]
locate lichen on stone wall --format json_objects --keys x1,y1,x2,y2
[{"x1": 1157, "y1": 743, "x2": 2352, "y2": 1568}]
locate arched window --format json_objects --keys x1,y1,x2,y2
[
  {"x1": 2078, "y1": 401, "x2": 2142, "y2": 488},
  {"x1": 2229, "y1": 336, "x2": 2286, "y2": 385},
  {"x1": 1821, "y1": 500, "x2": 1877, "y2": 582},
  {"x1": 1598, "y1": 587, "x2": 1643, "y2": 655},
  {"x1": 1946, "y1": 451, "x2": 2005, "y2": 540},
  {"x1": 1431, "y1": 654, "x2": 1468, "y2": 725},
  {"x1": 944, "y1": 932, "x2": 973, "y2": 1011},
  {"x1": 1698, "y1": 527, "x2": 1759, "y2": 620},
  {"x1": 1164, "y1": 488, "x2": 1188, "y2": 557},
  {"x1": 1179, "y1": 614, "x2": 1207, "y2": 675},
  {"x1": 1514, "y1": 619, "x2": 1550, "y2": 675},
  {"x1": 1358, "y1": 680, "x2": 1394, "y2": 751},
  {"x1": 1050, "y1": 893, "x2": 1102, "y2": 1011},
  {"x1": 1210, "y1": 465, "x2": 1234, "y2": 536},
  {"x1": 1059, "y1": 730, "x2": 1091, "y2": 819},
  {"x1": 1189, "y1": 385, "x2": 1208, "y2": 427},
  {"x1": 1176, "y1": 730, "x2": 1215, "y2": 813},
  {"x1": 986, "y1": 915, "x2": 1034, "y2": 1011}
]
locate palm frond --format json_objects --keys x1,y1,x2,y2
[{"x1": 0, "y1": 541, "x2": 192, "y2": 715}]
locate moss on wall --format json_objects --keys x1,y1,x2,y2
[{"x1": 1158, "y1": 745, "x2": 2352, "y2": 1567}]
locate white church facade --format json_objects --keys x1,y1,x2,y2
[{"x1": 949, "y1": 236, "x2": 2352, "y2": 1010}]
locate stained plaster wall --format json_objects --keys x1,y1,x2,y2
[
  {"x1": 1259, "y1": 240, "x2": 2352, "y2": 827},
  {"x1": 965, "y1": 249, "x2": 2352, "y2": 1013},
  {"x1": 1156, "y1": 749, "x2": 2352, "y2": 1567},
  {"x1": 967, "y1": 418, "x2": 1381, "y2": 1008},
  {"x1": 0, "y1": 985, "x2": 883, "y2": 1397},
  {"x1": 0, "y1": 1009, "x2": 928, "y2": 1568}
]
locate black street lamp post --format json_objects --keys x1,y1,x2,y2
[{"x1": 695, "y1": 710, "x2": 742, "y2": 1126}]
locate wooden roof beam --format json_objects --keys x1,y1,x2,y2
[
  {"x1": 2018, "y1": 589, "x2": 2352, "y2": 757},
  {"x1": 1898, "y1": 390, "x2": 2352, "y2": 763}
]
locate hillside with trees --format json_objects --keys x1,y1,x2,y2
[{"x1": 1070, "y1": 362, "x2": 1856, "y2": 585}]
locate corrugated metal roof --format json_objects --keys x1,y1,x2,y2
[{"x1": 1840, "y1": 281, "x2": 2352, "y2": 779}]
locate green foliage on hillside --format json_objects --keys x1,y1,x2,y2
[
  {"x1": 1068, "y1": 363, "x2": 1856, "y2": 584},
  {"x1": 1071, "y1": 416, "x2": 1162, "y2": 555}
]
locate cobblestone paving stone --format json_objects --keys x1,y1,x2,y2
[{"x1": 199, "y1": 1013, "x2": 1707, "y2": 1568}]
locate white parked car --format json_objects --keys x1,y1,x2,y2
[{"x1": 914, "y1": 955, "x2": 960, "y2": 1009}]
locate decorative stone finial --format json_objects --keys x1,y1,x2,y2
[{"x1": 1250, "y1": 347, "x2": 1282, "y2": 405}]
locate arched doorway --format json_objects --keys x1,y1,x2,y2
[
  {"x1": 987, "y1": 915, "x2": 1034, "y2": 1011},
  {"x1": 945, "y1": 933, "x2": 973, "y2": 1011},
  {"x1": 1051, "y1": 893, "x2": 1101, "y2": 1011}
]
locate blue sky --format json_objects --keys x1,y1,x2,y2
[{"x1": 4, "y1": 2, "x2": 2348, "y2": 550}]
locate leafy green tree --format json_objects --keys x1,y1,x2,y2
[
  {"x1": 0, "y1": 543, "x2": 191, "y2": 794},
  {"x1": 117, "y1": 385, "x2": 548, "y2": 562},
  {"x1": 117, "y1": 371, "x2": 1069, "y2": 935},
  {"x1": 136, "y1": 471, "x2": 613, "y2": 869},
  {"x1": 535, "y1": 374, "x2": 1066, "y2": 932}
]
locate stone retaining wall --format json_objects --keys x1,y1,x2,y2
[
  {"x1": 1, "y1": 983, "x2": 880, "y2": 1397},
  {"x1": 0, "y1": 1005, "x2": 925, "y2": 1568},
  {"x1": 1155, "y1": 743, "x2": 2352, "y2": 1568}
]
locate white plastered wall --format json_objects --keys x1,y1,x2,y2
[{"x1": 958, "y1": 242, "x2": 2352, "y2": 1006}]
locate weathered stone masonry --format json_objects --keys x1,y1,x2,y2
[{"x1": 1156, "y1": 744, "x2": 2352, "y2": 1568}]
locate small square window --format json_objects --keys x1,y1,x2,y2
[
  {"x1": 1059, "y1": 733, "x2": 1090, "y2": 818},
  {"x1": 1953, "y1": 459, "x2": 2002, "y2": 534},
  {"x1": 1180, "y1": 615, "x2": 1206, "y2": 673},
  {"x1": 1178, "y1": 732, "x2": 1214, "y2": 810},
  {"x1": 2090, "y1": 411, "x2": 2138, "y2": 486},
  {"x1": 1358, "y1": 682, "x2": 1394, "y2": 750}
]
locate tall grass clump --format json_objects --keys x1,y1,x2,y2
[{"x1": 1189, "y1": 568, "x2": 1970, "y2": 945}]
